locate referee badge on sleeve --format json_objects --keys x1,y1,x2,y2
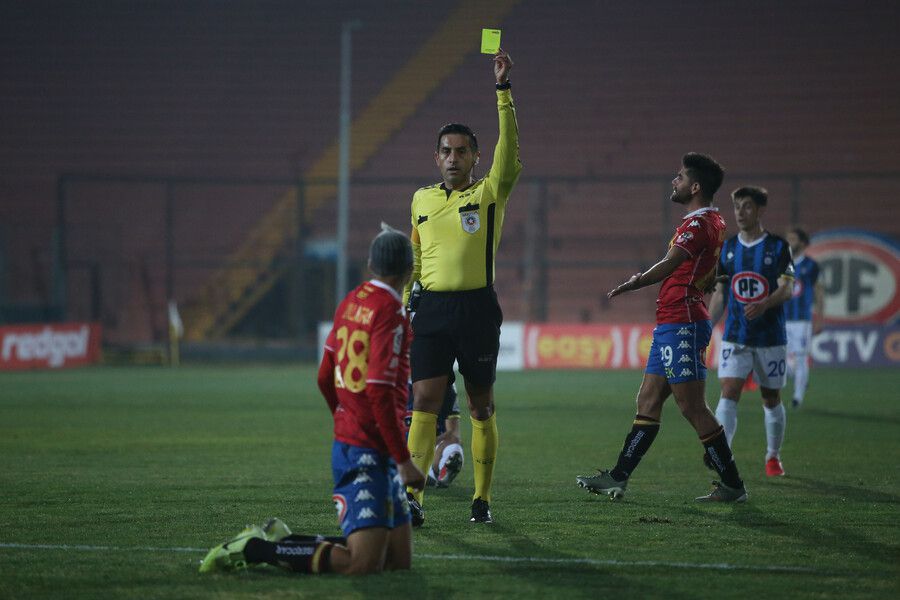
[{"x1": 460, "y1": 210, "x2": 480, "y2": 234}]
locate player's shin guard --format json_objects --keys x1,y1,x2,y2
[
  {"x1": 471, "y1": 413, "x2": 498, "y2": 502},
  {"x1": 610, "y1": 415, "x2": 660, "y2": 481},
  {"x1": 242, "y1": 537, "x2": 334, "y2": 574},
  {"x1": 701, "y1": 426, "x2": 743, "y2": 489},
  {"x1": 407, "y1": 410, "x2": 438, "y2": 503},
  {"x1": 763, "y1": 403, "x2": 786, "y2": 459},
  {"x1": 715, "y1": 398, "x2": 738, "y2": 446}
]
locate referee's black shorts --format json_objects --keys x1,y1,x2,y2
[{"x1": 410, "y1": 286, "x2": 503, "y2": 388}]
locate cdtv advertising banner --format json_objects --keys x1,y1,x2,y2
[{"x1": 0, "y1": 322, "x2": 102, "y2": 371}]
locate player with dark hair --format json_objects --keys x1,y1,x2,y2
[
  {"x1": 577, "y1": 153, "x2": 749, "y2": 503},
  {"x1": 405, "y1": 49, "x2": 520, "y2": 525},
  {"x1": 783, "y1": 227, "x2": 823, "y2": 409},
  {"x1": 709, "y1": 187, "x2": 795, "y2": 477},
  {"x1": 199, "y1": 224, "x2": 425, "y2": 576}
]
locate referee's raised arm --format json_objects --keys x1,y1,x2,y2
[{"x1": 487, "y1": 49, "x2": 522, "y2": 200}]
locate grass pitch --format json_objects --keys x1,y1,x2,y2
[{"x1": 1, "y1": 366, "x2": 897, "y2": 599}]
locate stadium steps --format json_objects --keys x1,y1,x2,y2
[{"x1": 181, "y1": 0, "x2": 521, "y2": 340}]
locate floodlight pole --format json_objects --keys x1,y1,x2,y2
[{"x1": 336, "y1": 19, "x2": 362, "y2": 303}]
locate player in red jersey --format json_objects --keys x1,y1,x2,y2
[
  {"x1": 200, "y1": 224, "x2": 426, "y2": 576},
  {"x1": 576, "y1": 153, "x2": 748, "y2": 502}
]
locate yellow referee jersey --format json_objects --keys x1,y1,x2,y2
[{"x1": 407, "y1": 89, "x2": 522, "y2": 298}]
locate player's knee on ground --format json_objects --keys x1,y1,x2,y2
[{"x1": 330, "y1": 545, "x2": 386, "y2": 576}]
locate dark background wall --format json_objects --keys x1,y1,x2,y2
[{"x1": 2, "y1": 0, "x2": 898, "y2": 343}]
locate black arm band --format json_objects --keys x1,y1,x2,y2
[{"x1": 495, "y1": 81, "x2": 511, "y2": 90}]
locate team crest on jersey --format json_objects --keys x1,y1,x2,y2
[
  {"x1": 460, "y1": 210, "x2": 480, "y2": 234},
  {"x1": 731, "y1": 271, "x2": 770, "y2": 303},
  {"x1": 792, "y1": 279, "x2": 805, "y2": 298},
  {"x1": 332, "y1": 494, "x2": 348, "y2": 524},
  {"x1": 677, "y1": 232, "x2": 694, "y2": 243}
]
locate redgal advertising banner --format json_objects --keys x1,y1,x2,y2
[{"x1": 0, "y1": 322, "x2": 102, "y2": 371}]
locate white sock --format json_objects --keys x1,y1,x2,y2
[
  {"x1": 793, "y1": 354, "x2": 810, "y2": 403},
  {"x1": 428, "y1": 465, "x2": 438, "y2": 480},
  {"x1": 764, "y1": 403, "x2": 786, "y2": 459},
  {"x1": 439, "y1": 442, "x2": 464, "y2": 470},
  {"x1": 715, "y1": 398, "x2": 738, "y2": 446}
]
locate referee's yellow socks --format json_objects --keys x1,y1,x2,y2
[
  {"x1": 471, "y1": 413, "x2": 498, "y2": 503},
  {"x1": 406, "y1": 410, "x2": 437, "y2": 504}
]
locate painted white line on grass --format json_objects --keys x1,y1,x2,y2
[
  {"x1": 0, "y1": 543, "x2": 819, "y2": 574},
  {"x1": 0, "y1": 542, "x2": 206, "y2": 554},
  {"x1": 418, "y1": 553, "x2": 819, "y2": 574}
]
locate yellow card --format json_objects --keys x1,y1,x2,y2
[{"x1": 481, "y1": 28, "x2": 501, "y2": 54}]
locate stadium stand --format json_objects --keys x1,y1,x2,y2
[{"x1": 1, "y1": 1, "x2": 898, "y2": 344}]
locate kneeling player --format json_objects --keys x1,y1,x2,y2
[{"x1": 199, "y1": 224, "x2": 425, "y2": 575}]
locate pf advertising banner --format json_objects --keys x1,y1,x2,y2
[
  {"x1": 808, "y1": 229, "x2": 899, "y2": 324},
  {"x1": 0, "y1": 322, "x2": 102, "y2": 371}
]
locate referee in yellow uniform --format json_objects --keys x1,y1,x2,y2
[{"x1": 405, "y1": 49, "x2": 521, "y2": 525}]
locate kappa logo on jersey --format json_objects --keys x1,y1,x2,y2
[
  {"x1": 689, "y1": 219, "x2": 700, "y2": 228},
  {"x1": 353, "y1": 472, "x2": 373, "y2": 484},
  {"x1": 731, "y1": 271, "x2": 770, "y2": 303},
  {"x1": 679, "y1": 354, "x2": 692, "y2": 363},
  {"x1": 333, "y1": 494, "x2": 348, "y2": 524},
  {"x1": 357, "y1": 454, "x2": 377, "y2": 466},
  {"x1": 677, "y1": 327, "x2": 691, "y2": 336},
  {"x1": 460, "y1": 210, "x2": 480, "y2": 234},
  {"x1": 679, "y1": 368, "x2": 694, "y2": 377},
  {"x1": 357, "y1": 508, "x2": 377, "y2": 519},
  {"x1": 355, "y1": 489, "x2": 375, "y2": 501},
  {"x1": 677, "y1": 340, "x2": 691, "y2": 349}
]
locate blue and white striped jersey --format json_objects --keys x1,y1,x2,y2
[
  {"x1": 719, "y1": 232, "x2": 794, "y2": 346},
  {"x1": 783, "y1": 255, "x2": 819, "y2": 322}
]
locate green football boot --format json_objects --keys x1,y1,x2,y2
[
  {"x1": 261, "y1": 517, "x2": 292, "y2": 542},
  {"x1": 576, "y1": 470, "x2": 627, "y2": 500},
  {"x1": 198, "y1": 525, "x2": 265, "y2": 573}
]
